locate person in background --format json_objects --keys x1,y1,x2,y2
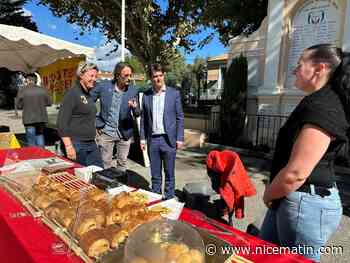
[
  {"x1": 57, "y1": 62, "x2": 103, "y2": 167},
  {"x1": 260, "y1": 44, "x2": 350, "y2": 262},
  {"x1": 16, "y1": 72, "x2": 52, "y2": 147},
  {"x1": 140, "y1": 63, "x2": 184, "y2": 200},
  {"x1": 91, "y1": 62, "x2": 140, "y2": 171}
]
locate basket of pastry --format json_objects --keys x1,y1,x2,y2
[
  {"x1": 57, "y1": 190, "x2": 165, "y2": 260},
  {"x1": 124, "y1": 218, "x2": 205, "y2": 263}
]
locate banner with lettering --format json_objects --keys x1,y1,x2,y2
[{"x1": 38, "y1": 57, "x2": 84, "y2": 104}]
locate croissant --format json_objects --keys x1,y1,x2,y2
[
  {"x1": 104, "y1": 224, "x2": 122, "y2": 248},
  {"x1": 74, "y1": 216, "x2": 99, "y2": 238},
  {"x1": 80, "y1": 229, "x2": 110, "y2": 258},
  {"x1": 57, "y1": 207, "x2": 76, "y2": 228},
  {"x1": 44, "y1": 200, "x2": 69, "y2": 219}
]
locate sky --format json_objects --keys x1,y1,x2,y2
[{"x1": 23, "y1": 0, "x2": 227, "y2": 69}]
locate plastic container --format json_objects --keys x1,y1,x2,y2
[{"x1": 124, "y1": 219, "x2": 205, "y2": 263}]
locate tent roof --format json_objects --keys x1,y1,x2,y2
[{"x1": 0, "y1": 24, "x2": 95, "y2": 73}]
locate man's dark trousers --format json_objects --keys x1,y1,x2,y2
[{"x1": 149, "y1": 134, "x2": 176, "y2": 199}]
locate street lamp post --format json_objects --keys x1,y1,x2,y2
[{"x1": 121, "y1": 0, "x2": 125, "y2": 62}]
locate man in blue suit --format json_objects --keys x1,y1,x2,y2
[
  {"x1": 140, "y1": 64, "x2": 184, "y2": 199},
  {"x1": 91, "y1": 62, "x2": 140, "y2": 170}
]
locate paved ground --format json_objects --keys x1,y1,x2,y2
[{"x1": 1, "y1": 109, "x2": 349, "y2": 262}]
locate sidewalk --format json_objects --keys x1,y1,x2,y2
[{"x1": 0, "y1": 108, "x2": 349, "y2": 262}]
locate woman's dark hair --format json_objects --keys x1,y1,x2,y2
[
  {"x1": 306, "y1": 44, "x2": 350, "y2": 122},
  {"x1": 112, "y1": 62, "x2": 133, "y2": 84}
]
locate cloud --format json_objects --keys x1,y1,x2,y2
[{"x1": 49, "y1": 24, "x2": 57, "y2": 30}]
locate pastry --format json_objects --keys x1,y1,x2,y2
[
  {"x1": 129, "y1": 257, "x2": 149, "y2": 263},
  {"x1": 104, "y1": 224, "x2": 122, "y2": 248},
  {"x1": 87, "y1": 188, "x2": 108, "y2": 202},
  {"x1": 189, "y1": 249, "x2": 204, "y2": 263},
  {"x1": 79, "y1": 229, "x2": 110, "y2": 258},
  {"x1": 74, "y1": 216, "x2": 99, "y2": 238},
  {"x1": 34, "y1": 194, "x2": 53, "y2": 209},
  {"x1": 106, "y1": 208, "x2": 122, "y2": 225},
  {"x1": 44, "y1": 200, "x2": 69, "y2": 219},
  {"x1": 57, "y1": 207, "x2": 76, "y2": 228}
]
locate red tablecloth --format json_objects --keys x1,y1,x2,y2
[{"x1": 0, "y1": 147, "x2": 313, "y2": 263}]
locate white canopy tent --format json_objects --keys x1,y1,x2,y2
[{"x1": 0, "y1": 24, "x2": 95, "y2": 73}]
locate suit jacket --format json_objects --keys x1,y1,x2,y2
[
  {"x1": 140, "y1": 86, "x2": 184, "y2": 148},
  {"x1": 90, "y1": 80, "x2": 140, "y2": 140}
]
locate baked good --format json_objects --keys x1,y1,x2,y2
[
  {"x1": 104, "y1": 224, "x2": 122, "y2": 248},
  {"x1": 111, "y1": 192, "x2": 134, "y2": 209},
  {"x1": 34, "y1": 194, "x2": 53, "y2": 209},
  {"x1": 37, "y1": 175, "x2": 51, "y2": 187},
  {"x1": 44, "y1": 200, "x2": 69, "y2": 219},
  {"x1": 189, "y1": 249, "x2": 204, "y2": 263},
  {"x1": 87, "y1": 188, "x2": 108, "y2": 202},
  {"x1": 129, "y1": 257, "x2": 149, "y2": 263},
  {"x1": 57, "y1": 207, "x2": 76, "y2": 228},
  {"x1": 166, "y1": 243, "x2": 189, "y2": 261},
  {"x1": 106, "y1": 208, "x2": 122, "y2": 225},
  {"x1": 74, "y1": 216, "x2": 99, "y2": 238},
  {"x1": 79, "y1": 229, "x2": 110, "y2": 258}
]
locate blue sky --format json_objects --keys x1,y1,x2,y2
[{"x1": 24, "y1": 1, "x2": 227, "y2": 65}]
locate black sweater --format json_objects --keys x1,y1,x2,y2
[{"x1": 57, "y1": 82, "x2": 97, "y2": 141}]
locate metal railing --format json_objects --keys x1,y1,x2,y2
[{"x1": 206, "y1": 111, "x2": 288, "y2": 152}]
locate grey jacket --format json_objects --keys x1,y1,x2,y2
[{"x1": 16, "y1": 85, "x2": 52, "y2": 125}]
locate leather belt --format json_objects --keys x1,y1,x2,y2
[{"x1": 297, "y1": 184, "x2": 332, "y2": 197}]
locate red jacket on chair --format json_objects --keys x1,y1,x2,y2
[{"x1": 206, "y1": 150, "x2": 256, "y2": 219}]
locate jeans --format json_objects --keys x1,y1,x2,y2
[
  {"x1": 260, "y1": 186, "x2": 342, "y2": 262},
  {"x1": 71, "y1": 139, "x2": 103, "y2": 168},
  {"x1": 25, "y1": 124, "x2": 45, "y2": 147}
]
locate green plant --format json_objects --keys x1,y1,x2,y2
[{"x1": 220, "y1": 54, "x2": 248, "y2": 146}]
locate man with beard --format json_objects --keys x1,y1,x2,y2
[{"x1": 91, "y1": 62, "x2": 140, "y2": 171}]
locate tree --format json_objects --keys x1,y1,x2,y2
[
  {"x1": 124, "y1": 55, "x2": 145, "y2": 75},
  {"x1": 0, "y1": 0, "x2": 38, "y2": 31},
  {"x1": 220, "y1": 54, "x2": 248, "y2": 146},
  {"x1": 165, "y1": 54, "x2": 187, "y2": 88},
  {"x1": 38, "y1": 0, "x2": 210, "y2": 68},
  {"x1": 201, "y1": 0, "x2": 268, "y2": 45},
  {"x1": 190, "y1": 57, "x2": 207, "y2": 103}
]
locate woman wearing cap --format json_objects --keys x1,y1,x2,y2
[
  {"x1": 260, "y1": 44, "x2": 350, "y2": 262},
  {"x1": 57, "y1": 62, "x2": 103, "y2": 167}
]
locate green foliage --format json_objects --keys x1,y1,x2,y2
[
  {"x1": 200, "y1": 0, "x2": 268, "y2": 45},
  {"x1": 38, "y1": 0, "x2": 208, "y2": 68},
  {"x1": 190, "y1": 57, "x2": 207, "y2": 102},
  {"x1": 124, "y1": 55, "x2": 145, "y2": 74},
  {"x1": 165, "y1": 54, "x2": 187, "y2": 88},
  {"x1": 220, "y1": 54, "x2": 248, "y2": 146},
  {"x1": 0, "y1": 0, "x2": 38, "y2": 31}
]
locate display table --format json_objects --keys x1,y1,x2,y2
[{"x1": 0, "y1": 147, "x2": 313, "y2": 263}]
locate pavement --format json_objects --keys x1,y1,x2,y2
[{"x1": 1, "y1": 108, "x2": 349, "y2": 262}]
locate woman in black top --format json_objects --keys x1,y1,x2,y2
[
  {"x1": 57, "y1": 62, "x2": 103, "y2": 167},
  {"x1": 260, "y1": 44, "x2": 350, "y2": 262}
]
